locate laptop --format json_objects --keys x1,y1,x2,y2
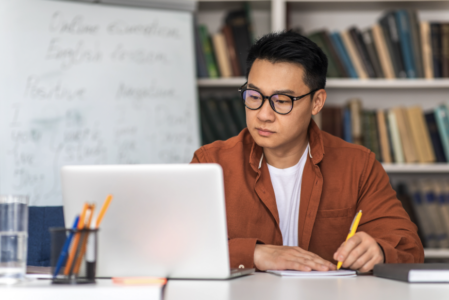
[{"x1": 61, "y1": 164, "x2": 254, "y2": 279}]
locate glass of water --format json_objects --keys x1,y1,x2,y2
[{"x1": 0, "y1": 195, "x2": 28, "y2": 284}]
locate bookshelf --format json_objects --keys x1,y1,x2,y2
[{"x1": 197, "y1": 0, "x2": 449, "y2": 259}]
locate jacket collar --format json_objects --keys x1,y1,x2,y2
[{"x1": 249, "y1": 119, "x2": 325, "y2": 172}]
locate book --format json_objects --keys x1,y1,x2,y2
[
  {"x1": 434, "y1": 105, "x2": 449, "y2": 161},
  {"x1": 387, "y1": 109, "x2": 405, "y2": 163},
  {"x1": 212, "y1": 33, "x2": 233, "y2": 78},
  {"x1": 194, "y1": 21, "x2": 208, "y2": 78},
  {"x1": 406, "y1": 9, "x2": 424, "y2": 78},
  {"x1": 200, "y1": 104, "x2": 216, "y2": 145},
  {"x1": 410, "y1": 184, "x2": 437, "y2": 248},
  {"x1": 385, "y1": 111, "x2": 397, "y2": 162},
  {"x1": 322, "y1": 31, "x2": 349, "y2": 77},
  {"x1": 430, "y1": 23, "x2": 442, "y2": 78},
  {"x1": 201, "y1": 98, "x2": 230, "y2": 141},
  {"x1": 330, "y1": 32, "x2": 358, "y2": 78},
  {"x1": 340, "y1": 31, "x2": 369, "y2": 79},
  {"x1": 374, "y1": 263, "x2": 449, "y2": 283},
  {"x1": 406, "y1": 106, "x2": 435, "y2": 163},
  {"x1": 349, "y1": 27, "x2": 377, "y2": 78},
  {"x1": 362, "y1": 111, "x2": 372, "y2": 151},
  {"x1": 371, "y1": 24, "x2": 395, "y2": 79},
  {"x1": 225, "y1": 10, "x2": 252, "y2": 76},
  {"x1": 395, "y1": 10, "x2": 416, "y2": 78},
  {"x1": 379, "y1": 11, "x2": 407, "y2": 78},
  {"x1": 362, "y1": 28, "x2": 384, "y2": 78},
  {"x1": 441, "y1": 23, "x2": 449, "y2": 78},
  {"x1": 376, "y1": 110, "x2": 392, "y2": 163},
  {"x1": 348, "y1": 98, "x2": 363, "y2": 145},
  {"x1": 222, "y1": 25, "x2": 241, "y2": 77},
  {"x1": 421, "y1": 181, "x2": 449, "y2": 248},
  {"x1": 425, "y1": 111, "x2": 447, "y2": 162},
  {"x1": 392, "y1": 107, "x2": 418, "y2": 163},
  {"x1": 420, "y1": 21, "x2": 434, "y2": 79},
  {"x1": 370, "y1": 111, "x2": 382, "y2": 161},
  {"x1": 268, "y1": 270, "x2": 356, "y2": 278},
  {"x1": 307, "y1": 31, "x2": 343, "y2": 78},
  {"x1": 198, "y1": 25, "x2": 219, "y2": 78}
]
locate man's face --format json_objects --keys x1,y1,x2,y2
[{"x1": 245, "y1": 59, "x2": 322, "y2": 152}]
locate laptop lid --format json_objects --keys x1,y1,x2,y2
[{"x1": 61, "y1": 164, "x2": 231, "y2": 279}]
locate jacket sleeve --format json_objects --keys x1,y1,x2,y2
[
  {"x1": 357, "y1": 152, "x2": 424, "y2": 263},
  {"x1": 190, "y1": 148, "x2": 261, "y2": 269}
]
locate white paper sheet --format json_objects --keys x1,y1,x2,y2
[{"x1": 267, "y1": 270, "x2": 356, "y2": 277}]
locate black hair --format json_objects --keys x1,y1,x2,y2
[{"x1": 246, "y1": 30, "x2": 328, "y2": 93}]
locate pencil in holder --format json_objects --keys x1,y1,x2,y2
[{"x1": 49, "y1": 227, "x2": 99, "y2": 284}]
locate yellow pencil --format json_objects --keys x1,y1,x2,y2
[
  {"x1": 95, "y1": 195, "x2": 113, "y2": 228},
  {"x1": 337, "y1": 210, "x2": 362, "y2": 270}
]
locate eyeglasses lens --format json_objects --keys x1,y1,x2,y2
[
  {"x1": 242, "y1": 90, "x2": 263, "y2": 109},
  {"x1": 270, "y1": 94, "x2": 293, "y2": 114}
]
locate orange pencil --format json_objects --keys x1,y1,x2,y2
[
  {"x1": 64, "y1": 203, "x2": 89, "y2": 275},
  {"x1": 95, "y1": 195, "x2": 113, "y2": 228},
  {"x1": 72, "y1": 204, "x2": 96, "y2": 275}
]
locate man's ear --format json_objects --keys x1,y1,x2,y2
[{"x1": 311, "y1": 89, "x2": 327, "y2": 116}]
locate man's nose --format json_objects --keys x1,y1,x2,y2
[{"x1": 257, "y1": 97, "x2": 276, "y2": 122}]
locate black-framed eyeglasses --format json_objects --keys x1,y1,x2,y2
[{"x1": 238, "y1": 82, "x2": 319, "y2": 115}]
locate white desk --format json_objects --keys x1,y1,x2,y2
[
  {"x1": 165, "y1": 272, "x2": 449, "y2": 300},
  {"x1": 2, "y1": 273, "x2": 449, "y2": 300}
]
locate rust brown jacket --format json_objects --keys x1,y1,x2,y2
[{"x1": 191, "y1": 120, "x2": 424, "y2": 269}]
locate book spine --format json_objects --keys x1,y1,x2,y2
[
  {"x1": 407, "y1": 9, "x2": 424, "y2": 78},
  {"x1": 198, "y1": 25, "x2": 219, "y2": 78},
  {"x1": 194, "y1": 22, "x2": 209, "y2": 78},
  {"x1": 212, "y1": 33, "x2": 233, "y2": 78},
  {"x1": 341, "y1": 31, "x2": 369, "y2": 79},
  {"x1": 372, "y1": 24, "x2": 396, "y2": 79},
  {"x1": 331, "y1": 32, "x2": 358, "y2": 78},
  {"x1": 396, "y1": 10, "x2": 416, "y2": 78},
  {"x1": 377, "y1": 110, "x2": 392, "y2": 163},
  {"x1": 420, "y1": 22, "x2": 434, "y2": 79},
  {"x1": 430, "y1": 23, "x2": 442, "y2": 78},
  {"x1": 380, "y1": 12, "x2": 407, "y2": 78},
  {"x1": 425, "y1": 112, "x2": 447, "y2": 162},
  {"x1": 441, "y1": 24, "x2": 449, "y2": 78},
  {"x1": 362, "y1": 29, "x2": 384, "y2": 78},
  {"x1": 343, "y1": 107, "x2": 353, "y2": 143},
  {"x1": 322, "y1": 31, "x2": 349, "y2": 77},
  {"x1": 222, "y1": 25, "x2": 241, "y2": 77},
  {"x1": 387, "y1": 110, "x2": 405, "y2": 163},
  {"x1": 349, "y1": 27, "x2": 377, "y2": 78},
  {"x1": 308, "y1": 32, "x2": 342, "y2": 78},
  {"x1": 434, "y1": 105, "x2": 449, "y2": 160}
]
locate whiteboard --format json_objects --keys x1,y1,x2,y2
[{"x1": 0, "y1": 0, "x2": 200, "y2": 206}]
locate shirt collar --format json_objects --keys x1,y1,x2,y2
[{"x1": 249, "y1": 119, "x2": 325, "y2": 172}]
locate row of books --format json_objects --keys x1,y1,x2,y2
[
  {"x1": 200, "y1": 96, "x2": 246, "y2": 145},
  {"x1": 195, "y1": 6, "x2": 254, "y2": 79},
  {"x1": 315, "y1": 100, "x2": 449, "y2": 164},
  {"x1": 396, "y1": 180, "x2": 449, "y2": 248},
  {"x1": 307, "y1": 9, "x2": 449, "y2": 79}
]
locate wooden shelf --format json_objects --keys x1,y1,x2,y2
[
  {"x1": 197, "y1": 78, "x2": 449, "y2": 88},
  {"x1": 424, "y1": 249, "x2": 449, "y2": 259},
  {"x1": 382, "y1": 164, "x2": 449, "y2": 173}
]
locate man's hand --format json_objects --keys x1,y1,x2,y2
[
  {"x1": 254, "y1": 244, "x2": 336, "y2": 271},
  {"x1": 333, "y1": 232, "x2": 384, "y2": 273}
]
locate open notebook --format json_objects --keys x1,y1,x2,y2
[{"x1": 267, "y1": 270, "x2": 356, "y2": 277}]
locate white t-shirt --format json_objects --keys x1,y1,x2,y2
[{"x1": 267, "y1": 145, "x2": 309, "y2": 247}]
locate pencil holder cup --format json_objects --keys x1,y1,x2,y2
[{"x1": 49, "y1": 227, "x2": 99, "y2": 284}]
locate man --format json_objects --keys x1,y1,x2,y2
[{"x1": 191, "y1": 31, "x2": 423, "y2": 273}]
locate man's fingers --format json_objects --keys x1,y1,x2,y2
[
  {"x1": 333, "y1": 234, "x2": 363, "y2": 263},
  {"x1": 341, "y1": 240, "x2": 369, "y2": 269},
  {"x1": 359, "y1": 256, "x2": 379, "y2": 273},
  {"x1": 347, "y1": 247, "x2": 372, "y2": 270},
  {"x1": 289, "y1": 250, "x2": 334, "y2": 271}
]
